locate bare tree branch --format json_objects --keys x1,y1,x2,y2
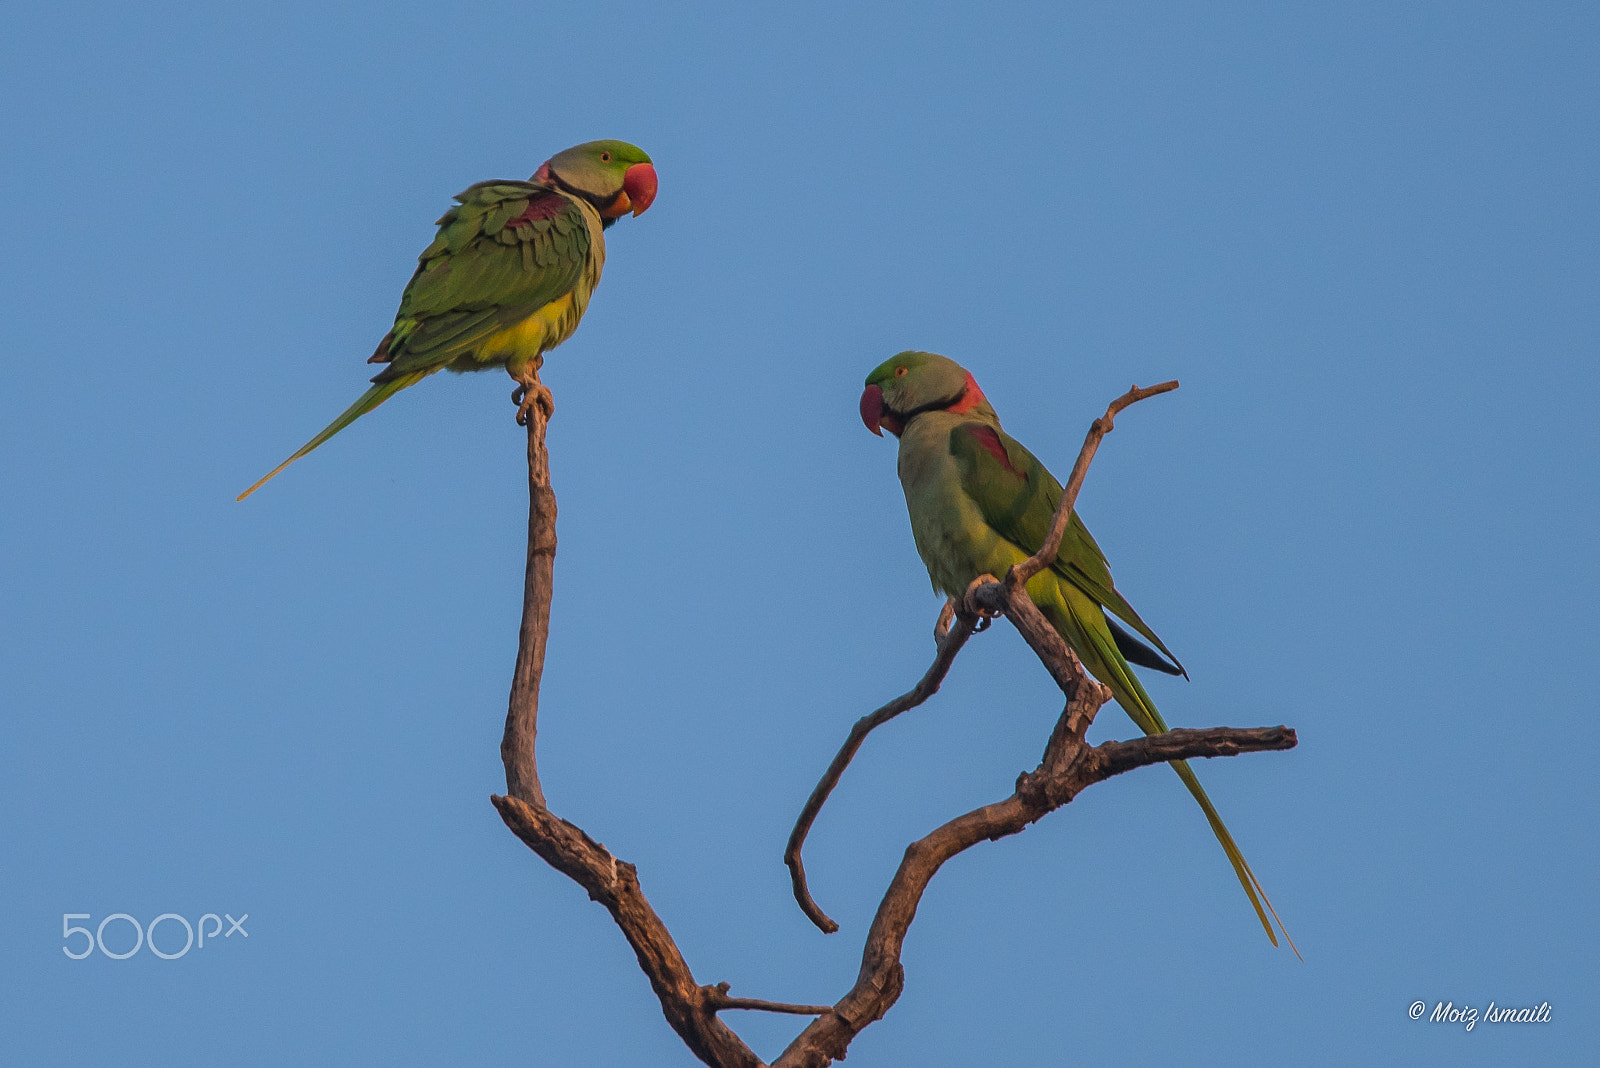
[
  {"x1": 1007, "y1": 380, "x2": 1178, "y2": 589},
  {"x1": 784, "y1": 612, "x2": 980, "y2": 933},
  {"x1": 705, "y1": 984, "x2": 835, "y2": 1016},
  {"x1": 771, "y1": 707, "x2": 1295, "y2": 1068},
  {"x1": 1093, "y1": 725, "x2": 1299, "y2": 777},
  {"x1": 968, "y1": 577, "x2": 1112, "y2": 715},
  {"x1": 492, "y1": 793, "x2": 765, "y2": 1068},
  {"x1": 501, "y1": 398, "x2": 555, "y2": 807},
  {"x1": 493, "y1": 409, "x2": 775, "y2": 1068}
]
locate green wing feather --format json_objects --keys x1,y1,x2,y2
[
  {"x1": 379, "y1": 181, "x2": 591, "y2": 376},
  {"x1": 948, "y1": 420, "x2": 1297, "y2": 956},
  {"x1": 948, "y1": 424, "x2": 1183, "y2": 672}
]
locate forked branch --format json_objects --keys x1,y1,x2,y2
[{"x1": 772, "y1": 718, "x2": 1294, "y2": 1068}]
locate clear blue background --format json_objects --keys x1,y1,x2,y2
[{"x1": 2, "y1": 2, "x2": 1595, "y2": 1064}]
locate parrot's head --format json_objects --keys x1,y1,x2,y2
[
  {"x1": 860, "y1": 351, "x2": 996, "y2": 437},
  {"x1": 533, "y1": 140, "x2": 657, "y2": 227}
]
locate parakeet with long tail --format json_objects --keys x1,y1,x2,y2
[
  {"x1": 860, "y1": 350, "x2": 1295, "y2": 953},
  {"x1": 238, "y1": 139, "x2": 657, "y2": 501}
]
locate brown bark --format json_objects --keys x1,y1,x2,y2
[{"x1": 501, "y1": 397, "x2": 555, "y2": 807}]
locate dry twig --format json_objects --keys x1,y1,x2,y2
[
  {"x1": 784, "y1": 611, "x2": 980, "y2": 933},
  {"x1": 772, "y1": 722, "x2": 1294, "y2": 1068},
  {"x1": 1007, "y1": 379, "x2": 1177, "y2": 589}
]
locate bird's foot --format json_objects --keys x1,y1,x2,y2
[
  {"x1": 511, "y1": 382, "x2": 555, "y2": 426},
  {"x1": 962, "y1": 574, "x2": 1003, "y2": 626},
  {"x1": 511, "y1": 356, "x2": 553, "y2": 426}
]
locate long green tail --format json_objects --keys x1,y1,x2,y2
[
  {"x1": 236, "y1": 370, "x2": 430, "y2": 501},
  {"x1": 1043, "y1": 580, "x2": 1300, "y2": 958}
]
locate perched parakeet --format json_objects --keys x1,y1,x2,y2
[
  {"x1": 860, "y1": 350, "x2": 1290, "y2": 950},
  {"x1": 237, "y1": 139, "x2": 658, "y2": 501}
]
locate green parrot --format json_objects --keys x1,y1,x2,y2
[
  {"x1": 860, "y1": 350, "x2": 1293, "y2": 952},
  {"x1": 237, "y1": 139, "x2": 657, "y2": 501}
]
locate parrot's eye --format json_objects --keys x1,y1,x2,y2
[
  {"x1": 894, "y1": 366, "x2": 908, "y2": 377},
  {"x1": 600, "y1": 151, "x2": 611, "y2": 162}
]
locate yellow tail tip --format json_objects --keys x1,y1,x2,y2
[
  {"x1": 236, "y1": 477, "x2": 270, "y2": 502},
  {"x1": 236, "y1": 459, "x2": 293, "y2": 502}
]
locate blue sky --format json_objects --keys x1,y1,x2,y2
[{"x1": 2, "y1": 2, "x2": 1596, "y2": 1064}]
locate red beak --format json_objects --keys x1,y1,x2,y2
[
  {"x1": 623, "y1": 162, "x2": 658, "y2": 216},
  {"x1": 860, "y1": 384, "x2": 885, "y2": 436}
]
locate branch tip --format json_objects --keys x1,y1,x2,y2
[
  {"x1": 1008, "y1": 378, "x2": 1179, "y2": 588},
  {"x1": 705, "y1": 984, "x2": 836, "y2": 1017}
]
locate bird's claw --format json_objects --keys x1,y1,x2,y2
[
  {"x1": 512, "y1": 382, "x2": 555, "y2": 426},
  {"x1": 962, "y1": 574, "x2": 1003, "y2": 620}
]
